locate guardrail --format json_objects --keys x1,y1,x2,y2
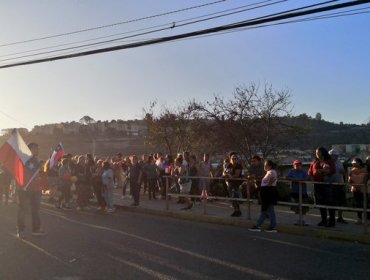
[{"x1": 161, "y1": 175, "x2": 369, "y2": 234}]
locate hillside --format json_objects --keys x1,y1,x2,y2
[{"x1": 1, "y1": 117, "x2": 369, "y2": 160}]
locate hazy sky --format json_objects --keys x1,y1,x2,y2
[{"x1": 0, "y1": 0, "x2": 369, "y2": 131}]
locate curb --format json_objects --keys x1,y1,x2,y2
[{"x1": 114, "y1": 203, "x2": 370, "y2": 245}]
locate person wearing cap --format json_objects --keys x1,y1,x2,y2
[
  {"x1": 286, "y1": 160, "x2": 309, "y2": 225},
  {"x1": 329, "y1": 148, "x2": 347, "y2": 224}
]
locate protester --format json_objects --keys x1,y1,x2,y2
[
  {"x1": 198, "y1": 153, "x2": 214, "y2": 196},
  {"x1": 246, "y1": 156, "x2": 265, "y2": 199},
  {"x1": 129, "y1": 155, "x2": 142, "y2": 206},
  {"x1": 223, "y1": 152, "x2": 243, "y2": 217},
  {"x1": 286, "y1": 160, "x2": 309, "y2": 225},
  {"x1": 121, "y1": 156, "x2": 131, "y2": 199},
  {"x1": 329, "y1": 148, "x2": 348, "y2": 224},
  {"x1": 102, "y1": 161, "x2": 115, "y2": 213},
  {"x1": 249, "y1": 160, "x2": 278, "y2": 232},
  {"x1": 92, "y1": 159, "x2": 106, "y2": 210},
  {"x1": 142, "y1": 155, "x2": 159, "y2": 200},
  {"x1": 308, "y1": 147, "x2": 336, "y2": 227},
  {"x1": 348, "y1": 158, "x2": 369, "y2": 224},
  {"x1": 75, "y1": 155, "x2": 92, "y2": 210},
  {"x1": 17, "y1": 142, "x2": 47, "y2": 237},
  {"x1": 57, "y1": 158, "x2": 72, "y2": 209},
  {"x1": 112, "y1": 153, "x2": 124, "y2": 189}
]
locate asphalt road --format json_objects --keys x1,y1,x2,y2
[{"x1": 0, "y1": 202, "x2": 369, "y2": 280}]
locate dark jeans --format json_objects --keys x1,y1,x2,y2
[
  {"x1": 228, "y1": 183, "x2": 241, "y2": 212},
  {"x1": 148, "y1": 178, "x2": 157, "y2": 199},
  {"x1": 314, "y1": 184, "x2": 335, "y2": 223},
  {"x1": 93, "y1": 182, "x2": 106, "y2": 208},
  {"x1": 17, "y1": 190, "x2": 41, "y2": 232},
  {"x1": 131, "y1": 181, "x2": 140, "y2": 205}
]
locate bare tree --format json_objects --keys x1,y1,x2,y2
[{"x1": 188, "y1": 83, "x2": 298, "y2": 163}]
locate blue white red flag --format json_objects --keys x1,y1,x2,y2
[
  {"x1": 0, "y1": 129, "x2": 39, "y2": 188},
  {"x1": 49, "y1": 143, "x2": 64, "y2": 169}
]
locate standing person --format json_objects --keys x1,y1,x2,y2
[
  {"x1": 142, "y1": 155, "x2": 159, "y2": 200},
  {"x1": 57, "y1": 158, "x2": 72, "y2": 209},
  {"x1": 17, "y1": 142, "x2": 47, "y2": 237},
  {"x1": 92, "y1": 159, "x2": 106, "y2": 211},
  {"x1": 308, "y1": 147, "x2": 336, "y2": 227},
  {"x1": 286, "y1": 160, "x2": 309, "y2": 225},
  {"x1": 75, "y1": 155, "x2": 92, "y2": 210},
  {"x1": 348, "y1": 158, "x2": 369, "y2": 224},
  {"x1": 223, "y1": 152, "x2": 243, "y2": 217},
  {"x1": 249, "y1": 160, "x2": 278, "y2": 232},
  {"x1": 112, "y1": 153, "x2": 124, "y2": 189},
  {"x1": 329, "y1": 148, "x2": 348, "y2": 224},
  {"x1": 102, "y1": 161, "x2": 115, "y2": 213},
  {"x1": 129, "y1": 155, "x2": 142, "y2": 206},
  {"x1": 198, "y1": 153, "x2": 214, "y2": 196},
  {"x1": 139, "y1": 154, "x2": 149, "y2": 195},
  {"x1": 121, "y1": 156, "x2": 131, "y2": 199},
  {"x1": 245, "y1": 155, "x2": 265, "y2": 199}
]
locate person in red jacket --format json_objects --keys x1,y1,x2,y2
[{"x1": 308, "y1": 147, "x2": 336, "y2": 227}]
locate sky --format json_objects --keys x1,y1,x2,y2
[{"x1": 0, "y1": 0, "x2": 369, "y2": 131}]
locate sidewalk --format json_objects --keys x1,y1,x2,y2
[{"x1": 113, "y1": 188, "x2": 370, "y2": 244}]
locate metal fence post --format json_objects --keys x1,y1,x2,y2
[
  {"x1": 246, "y1": 180, "x2": 251, "y2": 220},
  {"x1": 298, "y1": 181, "x2": 303, "y2": 226},
  {"x1": 166, "y1": 176, "x2": 169, "y2": 211},
  {"x1": 363, "y1": 182, "x2": 368, "y2": 234},
  {"x1": 202, "y1": 189, "x2": 207, "y2": 215}
]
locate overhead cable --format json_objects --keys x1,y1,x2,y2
[
  {"x1": 0, "y1": 0, "x2": 369, "y2": 69},
  {"x1": 0, "y1": 0, "x2": 228, "y2": 48}
]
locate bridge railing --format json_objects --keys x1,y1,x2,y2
[{"x1": 161, "y1": 175, "x2": 369, "y2": 234}]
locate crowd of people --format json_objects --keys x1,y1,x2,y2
[{"x1": 1, "y1": 144, "x2": 370, "y2": 236}]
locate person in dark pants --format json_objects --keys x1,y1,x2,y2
[
  {"x1": 223, "y1": 152, "x2": 243, "y2": 217},
  {"x1": 308, "y1": 147, "x2": 337, "y2": 227},
  {"x1": 142, "y1": 155, "x2": 159, "y2": 200},
  {"x1": 17, "y1": 142, "x2": 47, "y2": 237},
  {"x1": 57, "y1": 158, "x2": 72, "y2": 209},
  {"x1": 92, "y1": 160, "x2": 106, "y2": 210},
  {"x1": 129, "y1": 155, "x2": 142, "y2": 206}
]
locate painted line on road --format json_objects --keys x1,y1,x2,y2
[
  {"x1": 107, "y1": 254, "x2": 177, "y2": 280},
  {"x1": 10, "y1": 233, "x2": 70, "y2": 267},
  {"x1": 43, "y1": 211, "x2": 288, "y2": 280},
  {"x1": 105, "y1": 241, "x2": 217, "y2": 280}
]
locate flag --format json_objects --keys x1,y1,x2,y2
[
  {"x1": 49, "y1": 142, "x2": 64, "y2": 169},
  {"x1": 0, "y1": 129, "x2": 37, "y2": 188}
]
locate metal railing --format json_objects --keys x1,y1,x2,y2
[{"x1": 161, "y1": 175, "x2": 369, "y2": 234}]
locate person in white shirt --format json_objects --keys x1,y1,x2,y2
[{"x1": 249, "y1": 160, "x2": 278, "y2": 232}]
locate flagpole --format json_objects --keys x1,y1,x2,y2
[{"x1": 24, "y1": 168, "x2": 40, "y2": 191}]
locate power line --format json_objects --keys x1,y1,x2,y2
[
  {"x1": 0, "y1": 0, "x2": 227, "y2": 48},
  {"x1": 0, "y1": 0, "x2": 287, "y2": 62},
  {"x1": 2, "y1": 0, "x2": 342, "y2": 64},
  {"x1": 0, "y1": 0, "x2": 369, "y2": 69},
  {"x1": 0, "y1": 109, "x2": 29, "y2": 128}
]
